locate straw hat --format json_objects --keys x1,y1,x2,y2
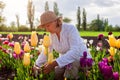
[{"x1": 38, "y1": 11, "x2": 60, "y2": 28}]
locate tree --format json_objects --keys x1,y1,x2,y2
[
  {"x1": 0, "y1": 1, "x2": 5, "y2": 25},
  {"x1": 45, "y1": 1, "x2": 49, "y2": 11},
  {"x1": 53, "y1": 2, "x2": 59, "y2": 16},
  {"x1": 27, "y1": 0, "x2": 35, "y2": 31},
  {"x1": 9, "y1": 21, "x2": 17, "y2": 32},
  {"x1": 77, "y1": 6, "x2": 81, "y2": 31},
  {"x1": 97, "y1": 14, "x2": 104, "y2": 31},
  {"x1": 82, "y1": 8, "x2": 87, "y2": 31},
  {"x1": 89, "y1": 14, "x2": 106, "y2": 31},
  {"x1": 16, "y1": 14, "x2": 20, "y2": 30},
  {"x1": 104, "y1": 18, "x2": 109, "y2": 31},
  {"x1": 90, "y1": 19, "x2": 104, "y2": 31},
  {"x1": 113, "y1": 25, "x2": 120, "y2": 31},
  {"x1": 63, "y1": 17, "x2": 71, "y2": 23},
  {"x1": 0, "y1": 1, "x2": 5, "y2": 14}
]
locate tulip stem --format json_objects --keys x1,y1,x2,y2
[{"x1": 45, "y1": 47, "x2": 48, "y2": 61}]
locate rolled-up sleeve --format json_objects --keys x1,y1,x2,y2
[{"x1": 35, "y1": 48, "x2": 47, "y2": 67}]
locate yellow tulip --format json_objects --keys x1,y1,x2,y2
[
  {"x1": 107, "y1": 34, "x2": 116, "y2": 47},
  {"x1": 43, "y1": 46, "x2": 47, "y2": 56},
  {"x1": 115, "y1": 39, "x2": 120, "y2": 48},
  {"x1": 48, "y1": 53, "x2": 54, "y2": 64},
  {"x1": 23, "y1": 53, "x2": 30, "y2": 66},
  {"x1": 108, "y1": 47, "x2": 116, "y2": 56},
  {"x1": 24, "y1": 41, "x2": 31, "y2": 53},
  {"x1": 31, "y1": 31, "x2": 38, "y2": 47},
  {"x1": 7, "y1": 33, "x2": 13, "y2": 39},
  {"x1": 43, "y1": 35, "x2": 51, "y2": 48},
  {"x1": 64, "y1": 78, "x2": 67, "y2": 80},
  {"x1": 14, "y1": 42, "x2": 21, "y2": 55}
]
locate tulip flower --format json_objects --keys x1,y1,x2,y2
[
  {"x1": 30, "y1": 31, "x2": 38, "y2": 47},
  {"x1": 14, "y1": 42, "x2": 21, "y2": 55},
  {"x1": 108, "y1": 56, "x2": 113, "y2": 62},
  {"x1": 48, "y1": 53, "x2": 54, "y2": 64},
  {"x1": 8, "y1": 42, "x2": 14, "y2": 48},
  {"x1": 7, "y1": 33, "x2": 13, "y2": 39},
  {"x1": 98, "y1": 34, "x2": 104, "y2": 40},
  {"x1": 80, "y1": 51, "x2": 93, "y2": 68},
  {"x1": 107, "y1": 34, "x2": 116, "y2": 47},
  {"x1": 23, "y1": 53, "x2": 30, "y2": 66},
  {"x1": 42, "y1": 35, "x2": 51, "y2": 61},
  {"x1": 7, "y1": 33, "x2": 13, "y2": 40},
  {"x1": 98, "y1": 60, "x2": 113, "y2": 80},
  {"x1": 115, "y1": 39, "x2": 120, "y2": 48},
  {"x1": 113, "y1": 72, "x2": 119, "y2": 80},
  {"x1": 108, "y1": 47, "x2": 116, "y2": 56},
  {"x1": 2, "y1": 40, "x2": 9, "y2": 45},
  {"x1": 24, "y1": 41, "x2": 31, "y2": 53},
  {"x1": 89, "y1": 39, "x2": 93, "y2": 45},
  {"x1": 13, "y1": 52, "x2": 19, "y2": 59},
  {"x1": 108, "y1": 32, "x2": 112, "y2": 35},
  {"x1": 43, "y1": 35, "x2": 51, "y2": 48}
]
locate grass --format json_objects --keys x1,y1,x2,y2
[
  {"x1": 0, "y1": 31, "x2": 119, "y2": 37},
  {"x1": 80, "y1": 31, "x2": 119, "y2": 37}
]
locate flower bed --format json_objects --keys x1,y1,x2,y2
[{"x1": 0, "y1": 32, "x2": 120, "y2": 80}]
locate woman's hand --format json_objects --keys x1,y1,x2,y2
[
  {"x1": 43, "y1": 60, "x2": 58, "y2": 74},
  {"x1": 32, "y1": 65, "x2": 41, "y2": 77}
]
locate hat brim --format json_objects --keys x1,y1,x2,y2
[{"x1": 38, "y1": 17, "x2": 62, "y2": 29}]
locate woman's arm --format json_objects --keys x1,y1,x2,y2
[{"x1": 56, "y1": 25, "x2": 91, "y2": 68}]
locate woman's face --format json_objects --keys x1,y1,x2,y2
[{"x1": 43, "y1": 20, "x2": 57, "y2": 33}]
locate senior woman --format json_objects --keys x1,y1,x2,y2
[{"x1": 34, "y1": 11, "x2": 92, "y2": 80}]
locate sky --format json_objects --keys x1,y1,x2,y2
[{"x1": 1, "y1": 0, "x2": 120, "y2": 27}]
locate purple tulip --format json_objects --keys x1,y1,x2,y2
[
  {"x1": 113, "y1": 72, "x2": 119, "y2": 80},
  {"x1": 18, "y1": 50, "x2": 25, "y2": 59},
  {"x1": 83, "y1": 51, "x2": 87, "y2": 58},
  {"x1": 98, "y1": 60, "x2": 113, "y2": 80},
  {"x1": 102, "y1": 66, "x2": 113, "y2": 79},
  {"x1": 108, "y1": 32, "x2": 112, "y2": 35},
  {"x1": 2, "y1": 48, "x2": 7, "y2": 53},
  {"x1": 80, "y1": 51, "x2": 93, "y2": 68},
  {"x1": 98, "y1": 61, "x2": 107, "y2": 73},
  {"x1": 2, "y1": 40, "x2": 9, "y2": 45},
  {"x1": 80, "y1": 57, "x2": 87, "y2": 67},
  {"x1": 97, "y1": 42, "x2": 103, "y2": 47},
  {"x1": 12, "y1": 50, "x2": 24, "y2": 59},
  {"x1": 87, "y1": 58, "x2": 93, "y2": 67},
  {"x1": 13, "y1": 53, "x2": 18, "y2": 59},
  {"x1": 98, "y1": 34, "x2": 104, "y2": 40},
  {"x1": 8, "y1": 42, "x2": 14, "y2": 47},
  {"x1": 102, "y1": 58, "x2": 108, "y2": 64},
  {"x1": 21, "y1": 41, "x2": 26, "y2": 49}
]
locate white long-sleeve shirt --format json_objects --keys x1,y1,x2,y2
[{"x1": 35, "y1": 23, "x2": 92, "y2": 68}]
